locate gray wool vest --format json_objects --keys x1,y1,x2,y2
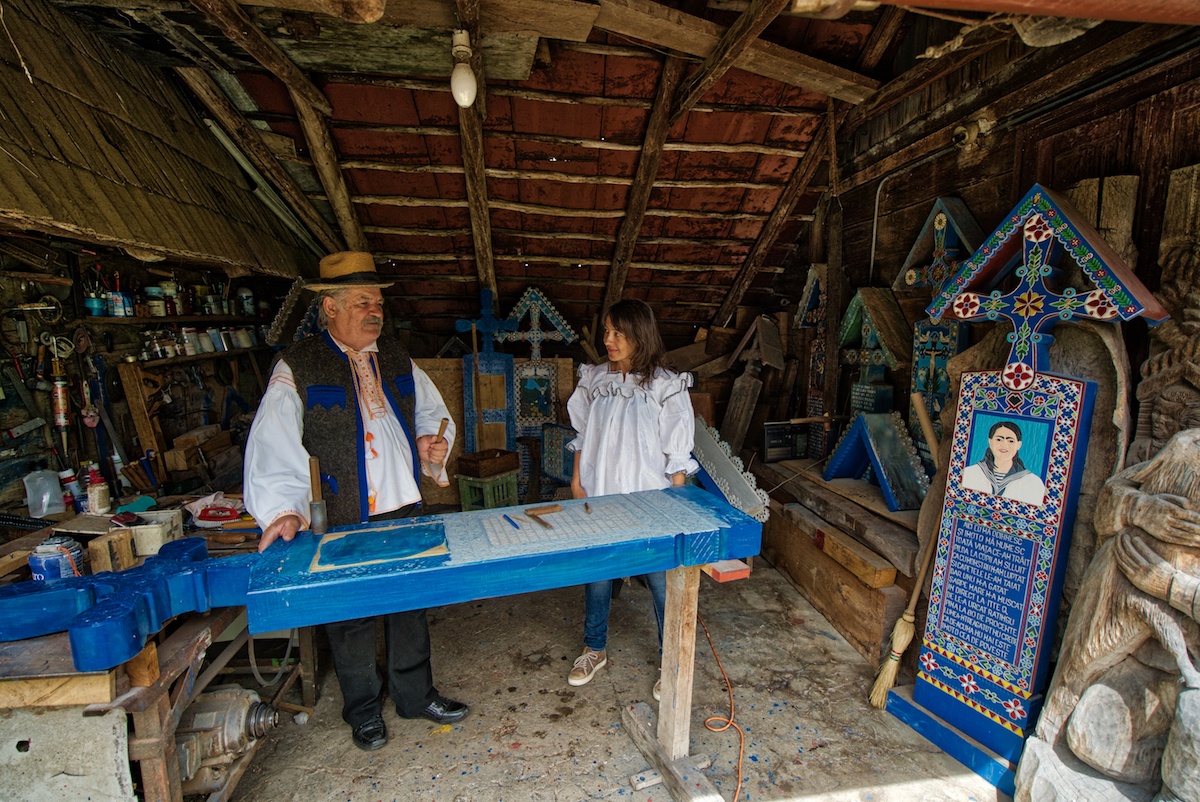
[{"x1": 279, "y1": 331, "x2": 419, "y2": 526}]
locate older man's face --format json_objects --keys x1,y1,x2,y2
[{"x1": 325, "y1": 288, "x2": 385, "y2": 350}]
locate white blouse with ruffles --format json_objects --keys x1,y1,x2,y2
[{"x1": 566, "y1": 363, "x2": 700, "y2": 497}]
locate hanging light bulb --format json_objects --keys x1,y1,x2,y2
[{"x1": 450, "y1": 29, "x2": 477, "y2": 108}]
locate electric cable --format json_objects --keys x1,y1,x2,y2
[
  {"x1": 248, "y1": 629, "x2": 296, "y2": 687},
  {"x1": 698, "y1": 611, "x2": 746, "y2": 802}
]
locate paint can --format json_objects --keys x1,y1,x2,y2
[{"x1": 28, "y1": 535, "x2": 88, "y2": 581}]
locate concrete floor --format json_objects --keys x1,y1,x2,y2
[{"x1": 230, "y1": 563, "x2": 1009, "y2": 802}]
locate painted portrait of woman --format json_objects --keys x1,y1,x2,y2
[{"x1": 960, "y1": 420, "x2": 1046, "y2": 505}]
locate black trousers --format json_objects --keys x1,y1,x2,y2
[{"x1": 324, "y1": 504, "x2": 437, "y2": 727}]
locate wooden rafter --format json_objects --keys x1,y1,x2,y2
[
  {"x1": 291, "y1": 89, "x2": 367, "y2": 251},
  {"x1": 668, "y1": 0, "x2": 791, "y2": 127},
  {"x1": 325, "y1": 72, "x2": 822, "y2": 118},
  {"x1": 176, "y1": 68, "x2": 343, "y2": 254},
  {"x1": 186, "y1": 0, "x2": 332, "y2": 115},
  {"x1": 841, "y1": 25, "x2": 1010, "y2": 137},
  {"x1": 455, "y1": 0, "x2": 496, "y2": 300},
  {"x1": 712, "y1": 115, "x2": 835, "y2": 328},
  {"x1": 710, "y1": 5, "x2": 904, "y2": 327},
  {"x1": 316, "y1": 122, "x2": 807, "y2": 157},
  {"x1": 594, "y1": 0, "x2": 878, "y2": 103},
  {"x1": 348, "y1": 194, "x2": 809, "y2": 223},
  {"x1": 340, "y1": 160, "x2": 801, "y2": 191}
]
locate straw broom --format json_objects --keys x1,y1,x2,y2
[
  {"x1": 868, "y1": 393, "x2": 940, "y2": 709},
  {"x1": 870, "y1": 526, "x2": 937, "y2": 707}
]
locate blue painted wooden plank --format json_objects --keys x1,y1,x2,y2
[
  {"x1": 0, "y1": 487, "x2": 760, "y2": 672},
  {"x1": 886, "y1": 686, "x2": 1017, "y2": 797}
]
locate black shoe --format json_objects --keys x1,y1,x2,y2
[
  {"x1": 351, "y1": 717, "x2": 388, "y2": 751},
  {"x1": 419, "y1": 695, "x2": 469, "y2": 724}
]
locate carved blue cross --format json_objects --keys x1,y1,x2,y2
[
  {"x1": 454, "y1": 289, "x2": 517, "y2": 357},
  {"x1": 930, "y1": 184, "x2": 1168, "y2": 391},
  {"x1": 947, "y1": 212, "x2": 1120, "y2": 390}
]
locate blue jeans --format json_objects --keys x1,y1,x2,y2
[{"x1": 583, "y1": 571, "x2": 666, "y2": 652}]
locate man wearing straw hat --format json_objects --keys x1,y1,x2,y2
[{"x1": 244, "y1": 251, "x2": 468, "y2": 752}]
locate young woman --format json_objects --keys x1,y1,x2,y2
[
  {"x1": 960, "y1": 420, "x2": 1046, "y2": 505},
  {"x1": 565, "y1": 299, "x2": 699, "y2": 699}
]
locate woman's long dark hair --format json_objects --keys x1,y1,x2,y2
[
  {"x1": 605, "y1": 299, "x2": 668, "y2": 388},
  {"x1": 984, "y1": 421, "x2": 1027, "y2": 473}
]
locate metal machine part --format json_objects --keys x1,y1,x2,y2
[{"x1": 175, "y1": 685, "x2": 279, "y2": 796}]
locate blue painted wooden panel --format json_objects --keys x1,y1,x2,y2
[
  {"x1": 912, "y1": 370, "x2": 1096, "y2": 763},
  {"x1": 0, "y1": 487, "x2": 760, "y2": 672}
]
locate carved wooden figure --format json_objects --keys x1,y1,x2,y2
[{"x1": 1017, "y1": 181, "x2": 1200, "y2": 801}]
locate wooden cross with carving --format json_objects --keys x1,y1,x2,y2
[{"x1": 931, "y1": 184, "x2": 1168, "y2": 392}]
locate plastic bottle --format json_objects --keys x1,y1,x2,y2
[
  {"x1": 58, "y1": 468, "x2": 83, "y2": 513},
  {"x1": 111, "y1": 452, "x2": 132, "y2": 489},
  {"x1": 24, "y1": 468, "x2": 66, "y2": 518}
]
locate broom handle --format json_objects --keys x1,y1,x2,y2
[
  {"x1": 910, "y1": 391, "x2": 940, "y2": 472},
  {"x1": 906, "y1": 529, "x2": 938, "y2": 617},
  {"x1": 905, "y1": 391, "x2": 940, "y2": 615}
]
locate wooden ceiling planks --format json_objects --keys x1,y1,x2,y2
[{"x1": 1, "y1": 0, "x2": 312, "y2": 276}]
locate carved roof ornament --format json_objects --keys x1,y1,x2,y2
[
  {"x1": 893, "y1": 197, "x2": 985, "y2": 296},
  {"x1": 928, "y1": 183, "x2": 1168, "y2": 391}
]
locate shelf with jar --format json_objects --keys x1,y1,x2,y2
[
  {"x1": 137, "y1": 345, "x2": 272, "y2": 370},
  {"x1": 82, "y1": 314, "x2": 264, "y2": 326}
]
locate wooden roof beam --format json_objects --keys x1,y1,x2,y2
[
  {"x1": 291, "y1": 89, "x2": 367, "y2": 250},
  {"x1": 594, "y1": 0, "x2": 878, "y2": 103},
  {"x1": 599, "y1": 55, "x2": 686, "y2": 319},
  {"x1": 710, "y1": 5, "x2": 903, "y2": 327},
  {"x1": 669, "y1": 0, "x2": 791, "y2": 128},
  {"x1": 876, "y1": 0, "x2": 1200, "y2": 25},
  {"x1": 187, "y1": 0, "x2": 332, "y2": 115},
  {"x1": 176, "y1": 67, "x2": 343, "y2": 253},
  {"x1": 456, "y1": 0, "x2": 497, "y2": 300}
]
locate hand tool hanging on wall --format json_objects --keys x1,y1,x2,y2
[
  {"x1": 3, "y1": 365, "x2": 65, "y2": 470},
  {"x1": 49, "y1": 350, "x2": 71, "y2": 461}
]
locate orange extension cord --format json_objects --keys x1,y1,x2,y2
[{"x1": 698, "y1": 612, "x2": 745, "y2": 801}]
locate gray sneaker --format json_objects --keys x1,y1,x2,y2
[{"x1": 568, "y1": 649, "x2": 607, "y2": 686}]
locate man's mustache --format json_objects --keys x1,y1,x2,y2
[{"x1": 365, "y1": 316, "x2": 383, "y2": 325}]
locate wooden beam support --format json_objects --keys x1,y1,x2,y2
[
  {"x1": 175, "y1": 68, "x2": 343, "y2": 254},
  {"x1": 266, "y1": 0, "x2": 385, "y2": 23},
  {"x1": 340, "y1": 159, "x2": 800, "y2": 191},
  {"x1": 668, "y1": 0, "x2": 791, "y2": 127},
  {"x1": 291, "y1": 90, "x2": 368, "y2": 251},
  {"x1": 324, "y1": 72, "x2": 823, "y2": 118},
  {"x1": 186, "y1": 0, "x2": 332, "y2": 115},
  {"x1": 841, "y1": 26, "x2": 1010, "y2": 137},
  {"x1": 455, "y1": 0, "x2": 496, "y2": 300},
  {"x1": 709, "y1": 6, "x2": 903, "y2": 328},
  {"x1": 600, "y1": 55, "x2": 685, "y2": 320},
  {"x1": 712, "y1": 115, "x2": 833, "y2": 328},
  {"x1": 595, "y1": 0, "x2": 877, "y2": 103}
]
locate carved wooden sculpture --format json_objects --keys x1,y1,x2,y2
[{"x1": 1017, "y1": 169, "x2": 1200, "y2": 802}]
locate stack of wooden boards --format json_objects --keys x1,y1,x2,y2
[
  {"x1": 753, "y1": 460, "x2": 920, "y2": 678},
  {"x1": 162, "y1": 424, "x2": 242, "y2": 486}
]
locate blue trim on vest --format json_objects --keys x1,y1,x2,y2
[
  {"x1": 320, "y1": 331, "x2": 370, "y2": 522},
  {"x1": 306, "y1": 384, "x2": 346, "y2": 410}
]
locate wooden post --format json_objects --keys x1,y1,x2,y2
[{"x1": 657, "y1": 565, "x2": 700, "y2": 760}]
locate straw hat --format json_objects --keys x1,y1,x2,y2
[{"x1": 304, "y1": 251, "x2": 394, "y2": 291}]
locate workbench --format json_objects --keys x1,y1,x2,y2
[{"x1": 0, "y1": 486, "x2": 761, "y2": 801}]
